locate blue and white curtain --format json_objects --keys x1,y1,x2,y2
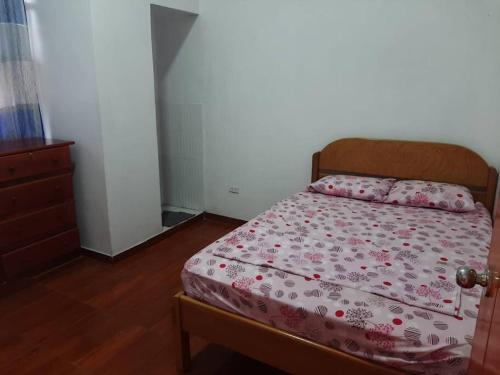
[{"x1": 0, "y1": 0, "x2": 43, "y2": 140}]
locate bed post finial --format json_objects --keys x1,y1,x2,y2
[{"x1": 312, "y1": 152, "x2": 320, "y2": 183}]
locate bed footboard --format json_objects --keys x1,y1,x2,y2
[
  {"x1": 172, "y1": 291, "x2": 402, "y2": 375},
  {"x1": 173, "y1": 292, "x2": 192, "y2": 373}
]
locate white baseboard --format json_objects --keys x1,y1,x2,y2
[{"x1": 81, "y1": 227, "x2": 169, "y2": 258}]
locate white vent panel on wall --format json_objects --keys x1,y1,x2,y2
[{"x1": 160, "y1": 102, "x2": 204, "y2": 211}]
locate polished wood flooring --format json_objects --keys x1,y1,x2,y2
[{"x1": 0, "y1": 217, "x2": 286, "y2": 375}]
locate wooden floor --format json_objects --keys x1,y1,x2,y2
[{"x1": 0, "y1": 217, "x2": 286, "y2": 375}]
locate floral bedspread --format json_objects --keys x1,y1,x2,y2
[
  {"x1": 211, "y1": 192, "x2": 490, "y2": 316},
  {"x1": 182, "y1": 192, "x2": 492, "y2": 374}
]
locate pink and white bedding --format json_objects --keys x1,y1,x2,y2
[
  {"x1": 308, "y1": 174, "x2": 395, "y2": 202},
  {"x1": 386, "y1": 180, "x2": 476, "y2": 213},
  {"x1": 182, "y1": 191, "x2": 492, "y2": 375}
]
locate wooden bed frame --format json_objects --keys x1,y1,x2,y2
[{"x1": 173, "y1": 138, "x2": 499, "y2": 375}]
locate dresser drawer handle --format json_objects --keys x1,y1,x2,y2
[
  {"x1": 8, "y1": 167, "x2": 15, "y2": 174},
  {"x1": 54, "y1": 185, "x2": 61, "y2": 191},
  {"x1": 11, "y1": 196, "x2": 17, "y2": 203},
  {"x1": 51, "y1": 158, "x2": 60, "y2": 164}
]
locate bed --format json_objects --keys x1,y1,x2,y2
[{"x1": 173, "y1": 138, "x2": 498, "y2": 375}]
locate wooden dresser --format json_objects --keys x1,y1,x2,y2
[{"x1": 0, "y1": 139, "x2": 80, "y2": 282}]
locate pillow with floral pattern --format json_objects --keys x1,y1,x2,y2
[
  {"x1": 308, "y1": 175, "x2": 396, "y2": 202},
  {"x1": 385, "y1": 180, "x2": 476, "y2": 212}
]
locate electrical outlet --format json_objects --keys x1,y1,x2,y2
[{"x1": 229, "y1": 186, "x2": 240, "y2": 194}]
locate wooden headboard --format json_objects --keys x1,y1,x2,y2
[{"x1": 312, "y1": 138, "x2": 498, "y2": 214}]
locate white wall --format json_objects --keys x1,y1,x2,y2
[
  {"x1": 28, "y1": 0, "x2": 500, "y2": 253},
  {"x1": 89, "y1": 0, "x2": 164, "y2": 254},
  {"x1": 28, "y1": 0, "x2": 199, "y2": 256},
  {"x1": 195, "y1": 0, "x2": 500, "y2": 220},
  {"x1": 26, "y1": 0, "x2": 113, "y2": 254},
  {"x1": 151, "y1": 0, "x2": 199, "y2": 14},
  {"x1": 151, "y1": 6, "x2": 204, "y2": 211}
]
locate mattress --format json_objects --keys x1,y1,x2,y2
[{"x1": 182, "y1": 192, "x2": 492, "y2": 374}]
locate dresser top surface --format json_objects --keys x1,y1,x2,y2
[{"x1": 0, "y1": 139, "x2": 74, "y2": 157}]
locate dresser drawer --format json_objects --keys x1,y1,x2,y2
[
  {"x1": 1, "y1": 228, "x2": 79, "y2": 279},
  {"x1": 0, "y1": 174, "x2": 73, "y2": 219},
  {"x1": 0, "y1": 201, "x2": 76, "y2": 253},
  {"x1": 0, "y1": 146, "x2": 72, "y2": 183}
]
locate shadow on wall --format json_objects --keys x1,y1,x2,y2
[
  {"x1": 151, "y1": 5, "x2": 197, "y2": 96},
  {"x1": 150, "y1": 5, "x2": 203, "y2": 212}
]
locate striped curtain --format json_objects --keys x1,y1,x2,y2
[{"x1": 0, "y1": 0, "x2": 43, "y2": 140}]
